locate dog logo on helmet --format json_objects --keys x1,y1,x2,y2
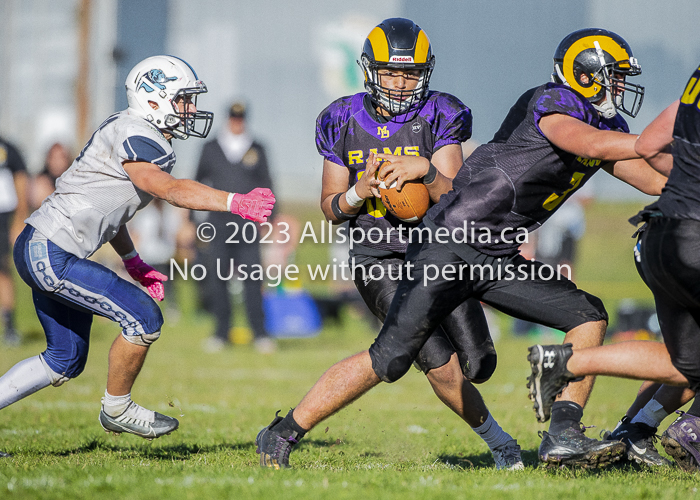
[{"x1": 138, "y1": 69, "x2": 178, "y2": 93}]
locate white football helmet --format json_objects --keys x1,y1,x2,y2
[{"x1": 125, "y1": 55, "x2": 213, "y2": 139}]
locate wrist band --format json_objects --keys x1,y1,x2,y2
[
  {"x1": 331, "y1": 193, "x2": 356, "y2": 221},
  {"x1": 226, "y1": 192, "x2": 235, "y2": 211},
  {"x1": 345, "y1": 184, "x2": 364, "y2": 208},
  {"x1": 423, "y1": 162, "x2": 438, "y2": 185},
  {"x1": 120, "y1": 249, "x2": 138, "y2": 261}
]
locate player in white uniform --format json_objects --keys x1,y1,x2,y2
[{"x1": 0, "y1": 56, "x2": 275, "y2": 457}]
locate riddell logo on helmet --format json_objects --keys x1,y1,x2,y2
[{"x1": 390, "y1": 56, "x2": 414, "y2": 62}]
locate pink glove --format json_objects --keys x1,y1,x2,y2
[
  {"x1": 123, "y1": 254, "x2": 168, "y2": 302},
  {"x1": 229, "y1": 188, "x2": 276, "y2": 223}
]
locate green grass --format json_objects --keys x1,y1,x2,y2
[{"x1": 1, "y1": 201, "x2": 698, "y2": 499}]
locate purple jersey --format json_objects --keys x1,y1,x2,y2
[
  {"x1": 426, "y1": 83, "x2": 629, "y2": 257},
  {"x1": 316, "y1": 91, "x2": 471, "y2": 255}
]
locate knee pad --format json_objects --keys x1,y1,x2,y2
[
  {"x1": 414, "y1": 335, "x2": 454, "y2": 374},
  {"x1": 41, "y1": 336, "x2": 89, "y2": 382},
  {"x1": 122, "y1": 329, "x2": 161, "y2": 347},
  {"x1": 369, "y1": 348, "x2": 414, "y2": 383},
  {"x1": 39, "y1": 354, "x2": 71, "y2": 387},
  {"x1": 458, "y1": 350, "x2": 497, "y2": 384}
]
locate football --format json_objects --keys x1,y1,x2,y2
[{"x1": 377, "y1": 162, "x2": 430, "y2": 223}]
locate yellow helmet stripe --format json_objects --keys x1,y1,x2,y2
[
  {"x1": 367, "y1": 27, "x2": 389, "y2": 62},
  {"x1": 563, "y1": 35, "x2": 630, "y2": 99},
  {"x1": 415, "y1": 30, "x2": 430, "y2": 63}
]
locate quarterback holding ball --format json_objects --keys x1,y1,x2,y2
[{"x1": 257, "y1": 18, "x2": 523, "y2": 471}]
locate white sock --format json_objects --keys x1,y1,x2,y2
[
  {"x1": 631, "y1": 399, "x2": 669, "y2": 428},
  {"x1": 102, "y1": 391, "x2": 132, "y2": 417},
  {"x1": 473, "y1": 412, "x2": 513, "y2": 450},
  {"x1": 0, "y1": 355, "x2": 52, "y2": 410}
]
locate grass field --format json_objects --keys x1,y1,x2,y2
[{"x1": 1, "y1": 202, "x2": 698, "y2": 499}]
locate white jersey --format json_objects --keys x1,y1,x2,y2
[{"x1": 27, "y1": 110, "x2": 176, "y2": 258}]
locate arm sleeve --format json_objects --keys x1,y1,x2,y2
[
  {"x1": 119, "y1": 135, "x2": 174, "y2": 168},
  {"x1": 532, "y1": 86, "x2": 594, "y2": 137},
  {"x1": 315, "y1": 103, "x2": 345, "y2": 166},
  {"x1": 433, "y1": 94, "x2": 473, "y2": 151}
]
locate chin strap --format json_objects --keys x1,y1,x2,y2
[{"x1": 592, "y1": 41, "x2": 617, "y2": 119}]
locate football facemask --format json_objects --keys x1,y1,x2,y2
[
  {"x1": 552, "y1": 28, "x2": 644, "y2": 119},
  {"x1": 359, "y1": 18, "x2": 435, "y2": 117}
]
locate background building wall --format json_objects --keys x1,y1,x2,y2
[{"x1": 0, "y1": 0, "x2": 697, "y2": 201}]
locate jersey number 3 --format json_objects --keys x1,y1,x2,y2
[{"x1": 543, "y1": 172, "x2": 585, "y2": 211}]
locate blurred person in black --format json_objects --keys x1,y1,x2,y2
[
  {"x1": 0, "y1": 136, "x2": 28, "y2": 346},
  {"x1": 194, "y1": 101, "x2": 275, "y2": 353}
]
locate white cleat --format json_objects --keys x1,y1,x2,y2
[{"x1": 99, "y1": 400, "x2": 178, "y2": 439}]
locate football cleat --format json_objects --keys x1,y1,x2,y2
[
  {"x1": 661, "y1": 411, "x2": 700, "y2": 472},
  {"x1": 492, "y1": 439, "x2": 524, "y2": 470},
  {"x1": 527, "y1": 343, "x2": 579, "y2": 423},
  {"x1": 99, "y1": 400, "x2": 179, "y2": 439},
  {"x1": 0, "y1": 450, "x2": 11, "y2": 458},
  {"x1": 607, "y1": 416, "x2": 671, "y2": 466},
  {"x1": 539, "y1": 424, "x2": 626, "y2": 468},
  {"x1": 256, "y1": 412, "x2": 301, "y2": 469}
]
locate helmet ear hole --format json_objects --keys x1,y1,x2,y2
[{"x1": 148, "y1": 101, "x2": 159, "y2": 110}]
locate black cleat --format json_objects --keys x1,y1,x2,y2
[
  {"x1": 0, "y1": 451, "x2": 11, "y2": 458},
  {"x1": 492, "y1": 439, "x2": 524, "y2": 470},
  {"x1": 527, "y1": 343, "x2": 579, "y2": 423},
  {"x1": 607, "y1": 416, "x2": 671, "y2": 466},
  {"x1": 256, "y1": 411, "x2": 301, "y2": 469},
  {"x1": 661, "y1": 411, "x2": 700, "y2": 472},
  {"x1": 539, "y1": 424, "x2": 627, "y2": 468}
]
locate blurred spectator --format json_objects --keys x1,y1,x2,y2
[
  {"x1": 193, "y1": 101, "x2": 275, "y2": 353},
  {"x1": 128, "y1": 198, "x2": 190, "y2": 321},
  {"x1": 261, "y1": 213, "x2": 300, "y2": 272},
  {"x1": 0, "y1": 136, "x2": 28, "y2": 345},
  {"x1": 31, "y1": 143, "x2": 72, "y2": 209}
]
